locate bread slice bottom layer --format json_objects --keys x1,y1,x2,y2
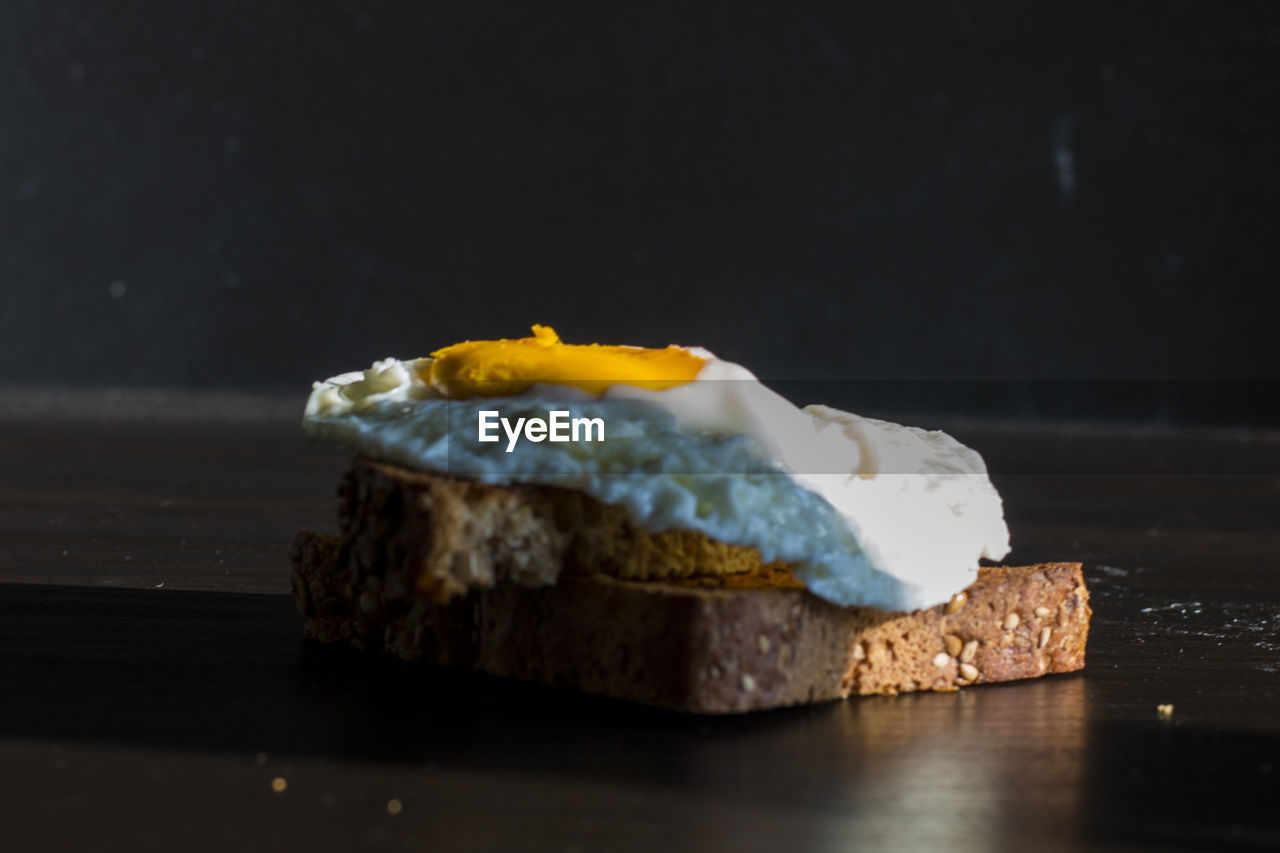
[{"x1": 290, "y1": 530, "x2": 1090, "y2": 714}]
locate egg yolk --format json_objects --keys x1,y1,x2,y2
[{"x1": 425, "y1": 325, "x2": 705, "y2": 398}]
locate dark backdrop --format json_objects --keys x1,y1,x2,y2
[{"x1": 1, "y1": 1, "x2": 1277, "y2": 423}]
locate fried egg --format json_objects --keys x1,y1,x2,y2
[{"x1": 304, "y1": 326, "x2": 1010, "y2": 610}]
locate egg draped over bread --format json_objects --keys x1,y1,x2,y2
[{"x1": 303, "y1": 326, "x2": 1012, "y2": 611}]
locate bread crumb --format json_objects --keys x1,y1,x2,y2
[
  {"x1": 387, "y1": 799, "x2": 403, "y2": 815},
  {"x1": 932, "y1": 652, "x2": 950, "y2": 668},
  {"x1": 271, "y1": 777, "x2": 287, "y2": 793},
  {"x1": 1157, "y1": 704, "x2": 1174, "y2": 717}
]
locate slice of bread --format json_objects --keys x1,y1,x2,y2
[
  {"x1": 291, "y1": 461, "x2": 1090, "y2": 713},
  {"x1": 338, "y1": 459, "x2": 788, "y2": 603}
]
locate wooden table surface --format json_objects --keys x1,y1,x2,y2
[{"x1": 2, "y1": 395, "x2": 1278, "y2": 852}]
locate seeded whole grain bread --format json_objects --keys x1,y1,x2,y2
[{"x1": 291, "y1": 460, "x2": 1091, "y2": 713}]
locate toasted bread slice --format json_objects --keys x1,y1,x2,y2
[{"x1": 292, "y1": 469, "x2": 1090, "y2": 712}]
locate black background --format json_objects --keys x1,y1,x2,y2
[{"x1": 1, "y1": 1, "x2": 1277, "y2": 423}]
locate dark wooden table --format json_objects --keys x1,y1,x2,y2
[{"x1": 2, "y1": 393, "x2": 1278, "y2": 852}]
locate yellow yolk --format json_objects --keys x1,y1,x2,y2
[{"x1": 425, "y1": 325, "x2": 705, "y2": 398}]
